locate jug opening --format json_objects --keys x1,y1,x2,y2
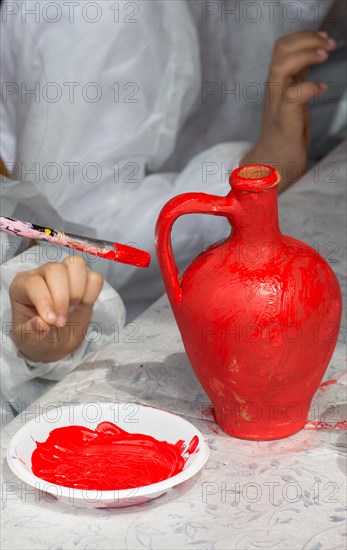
[
  {"x1": 239, "y1": 166, "x2": 272, "y2": 179},
  {"x1": 230, "y1": 164, "x2": 280, "y2": 193}
]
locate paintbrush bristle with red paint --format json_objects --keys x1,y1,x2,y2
[{"x1": 0, "y1": 217, "x2": 151, "y2": 268}]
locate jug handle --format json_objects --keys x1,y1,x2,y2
[{"x1": 155, "y1": 192, "x2": 236, "y2": 305}]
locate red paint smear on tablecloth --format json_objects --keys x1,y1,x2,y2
[
  {"x1": 31, "y1": 422, "x2": 199, "y2": 490},
  {"x1": 306, "y1": 378, "x2": 346, "y2": 430},
  {"x1": 318, "y1": 378, "x2": 337, "y2": 389},
  {"x1": 203, "y1": 405, "x2": 216, "y2": 420},
  {"x1": 304, "y1": 420, "x2": 347, "y2": 431},
  {"x1": 207, "y1": 422, "x2": 219, "y2": 434}
]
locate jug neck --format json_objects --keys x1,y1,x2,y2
[{"x1": 228, "y1": 165, "x2": 281, "y2": 243}]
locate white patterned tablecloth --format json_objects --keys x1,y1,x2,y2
[{"x1": 1, "y1": 142, "x2": 346, "y2": 550}]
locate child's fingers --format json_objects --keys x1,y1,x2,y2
[
  {"x1": 81, "y1": 270, "x2": 104, "y2": 306},
  {"x1": 283, "y1": 81, "x2": 327, "y2": 106},
  {"x1": 25, "y1": 314, "x2": 50, "y2": 334},
  {"x1": 273, "y1": 31, "x2": 335, "y2": 56},
  {"x1": 271, "y1": 48, "x2": 330, "y2": 80},
  {"x1": 62, "y1": 256, "x2": 88, "y2": 308},
  {"x1": 11, "y1": 261, "x2": 103, "y2": 336},
  {"x1": 38, "y1": 263, "x2": 70, "y2": 326},
  {"x1": 10, "y1": 272, "x2": 58, "y2": 325}
]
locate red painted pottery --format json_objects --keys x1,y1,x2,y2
[{"x1": 155, "y1": 165, "x2": 342, "y2": 440}]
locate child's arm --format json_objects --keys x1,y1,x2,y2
[
  {"x1": 240, "y1": 31, "x2": 336, "y2": 190},
  {"x1": 0, "y1": 244, "x2": 125, "y2": 415},
  {"x1": 0, "y1": 156, "x2": 10, "y2": 179},
  {"x1": 9, "y1": 256, "x2": 103, "y2": 363}
]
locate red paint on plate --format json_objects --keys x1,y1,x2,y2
[{"x1": 31, "y1": 422, "x2": 199, "y2": 490}]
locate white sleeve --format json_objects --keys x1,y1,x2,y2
[
  {"x1": 97, "y1": 140, "x2": 251, "y2": 304},
  {"x1": 0, "y1": 243, "x2": 125, "y2": 414},
  {"x1": 0, "y1": 0, "x2": 252, "y2": 302}
]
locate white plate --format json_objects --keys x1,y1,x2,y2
[{"x1": 7, "y1": 402, "x2": 209, "y2": 508}]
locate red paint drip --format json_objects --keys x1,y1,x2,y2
[{"x1": 31, "y1": 422, "x2": 198, "y2": 490}]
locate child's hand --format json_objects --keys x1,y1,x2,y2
[
  {"x1": 240, "y1": 31, "x2": 336, "y2": 190},
  {"x1": 10, "y1": 256, "x2": 104, "y2": 363}
]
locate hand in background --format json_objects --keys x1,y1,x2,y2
[
  {"x1": 10, "y1": 256, "x2": 103, "y2": 363},
  {"x1": 240, "y1": 31, "x2": 336, "y2": 191}
]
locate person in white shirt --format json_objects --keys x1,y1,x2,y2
[{"x1": 0, "y1": 0, "x2": 345, "y2": 420}]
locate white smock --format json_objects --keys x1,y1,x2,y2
[{"x1": 0, "y1": 0, "x2": 343, "y2": 420}]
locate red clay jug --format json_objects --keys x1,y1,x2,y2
[{"x1": 155, "y1": 165, "x2": 342, "y2": 440}]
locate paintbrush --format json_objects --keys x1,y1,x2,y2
[{"x1": 0, "y1": 216, "x2": 151, "y2": 268}]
